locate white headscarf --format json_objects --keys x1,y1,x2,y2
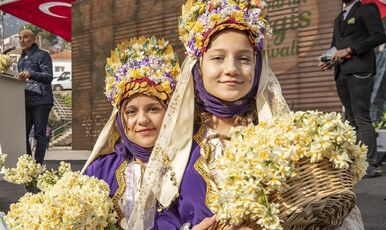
[{"x1": 127, "y1": 50, "x2": 290, "y2": 230}]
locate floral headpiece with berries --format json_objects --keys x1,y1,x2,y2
[
  {"x1": 105, "y1": 36, "x2": 180, "y2": 108},
  {"x1": 178, "y1": 0, "x2": 272, "y2": 57}
]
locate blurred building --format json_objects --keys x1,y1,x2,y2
[
  {"x1": 71, "y1": 0, "x2": 342, "y2": 149},
  {"x1": 51, "y1": 51, "x2": 71, "y2": 78}
]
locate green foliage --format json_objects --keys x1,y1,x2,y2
[
  {"x1": 374, "y1": 106, "x2": 386, "y2": 130},
  {"x1": 48, "y1": 114, "x2": 66, "y2": 130},
  {"x1": 48, "y1": 93, "x2": 72, "y2": 130},
  {"x1": 375, "y1": 111, "x2": 386, "y2": 129},
  {"x1": 64, "y1": 94, "x2": 72, "y2": 107}
]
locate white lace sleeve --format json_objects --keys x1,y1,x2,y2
[
  {"x1": 256, "y1": 52, "x2": 290, "y2": 122},
  {"x1": 127, "y1": 56, "x2": 197, "y2": 230},
  {"x1": 263, "y1": 66, "x2": 290, "y2": 116}
]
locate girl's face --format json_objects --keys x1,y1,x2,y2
[
  {"x1": 201, "y1": 29, "x2": 255, "y2": 102},
  {"x1": 121, "y1": 94, "x2": 166, "y2": 148}
]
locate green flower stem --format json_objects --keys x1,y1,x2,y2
[{"x1": 105, "y1": 223, "x2": 120, "y2": 230}]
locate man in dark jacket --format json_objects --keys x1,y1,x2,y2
[
  {"x1": 320, "y1": 0, "x2": 386, "y2": 177},
  {"x1": 18, "y1": 29, "x2": 53, "y2": 164}
]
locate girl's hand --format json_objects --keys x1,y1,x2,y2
[
  {"x1": 230, "y1": 226, "x2": 254, "y2": 230},
  {"x1": 192, "y1": 216, "x2": 216, "y2": 230}
]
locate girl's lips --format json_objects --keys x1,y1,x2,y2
[
  {"x1": 220, "y1": 80, "x2": 243, "y2": 86},
  {"x1": 136, "y1": 128, "x2": 155, "y2": 135}
]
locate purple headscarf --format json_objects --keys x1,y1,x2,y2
[
  {"x1": 115, "y1": 112, "x2": 151, "y2": 162},
  {"x1": 193, "y1": 52, "x2": 262, "y2": 118}
]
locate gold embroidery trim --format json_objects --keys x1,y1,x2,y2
[
  {"x1": 193, "y1": 127, "x2": 259, "y2": 230},
  {"x1": 112, "y1": 160, "x2": 128, "y2": 221},
  {"x1": 193, "y1": 125, "x2": 218, "y2": 207}
]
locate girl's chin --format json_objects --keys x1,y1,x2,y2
[{"x1": 136, "y1": 139, "x2": 156, "y2": 149}]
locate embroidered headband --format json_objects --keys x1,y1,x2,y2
[
  {"x1": 105, "y1": 36, "x2": 180, "y2": 108},
  {"x1": 178, "y1": 0, "x2": 272, "y2": 57}
]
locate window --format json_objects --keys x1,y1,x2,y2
[
  {"x1": 58, "y1": 72, "x2": 71, "y2": 80},
  {"x1": 55, "y1": 66, "x2": 65, "y2": 72}
]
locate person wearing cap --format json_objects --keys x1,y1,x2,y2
[{"x1": 81, "y1": 36, "x2": 179, "y2": 229}]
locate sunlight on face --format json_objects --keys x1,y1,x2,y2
[
  {"x1": 120, "y1": 94, "x2": 166, "y2": 148},
  {"x1": 201, "y1": 29, "x2": 255, "y2": 102}
]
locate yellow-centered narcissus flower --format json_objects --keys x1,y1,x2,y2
[
  {"x1": 208, "y1": 111, "x2": 368, "y2": 230},
  {"x1": 5, "y1": 171, "x2": 118, "y2": 229}
]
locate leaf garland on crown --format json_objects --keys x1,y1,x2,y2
[
  {"x1": 105, "y1": 36, "x2": 180, "y2": 108},
  {"x1": 178, "y1": 0, "x2": 272, "y2": 57}
]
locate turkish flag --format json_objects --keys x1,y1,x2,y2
[
  {"x1": 0, "y1": 0, "x2": 77, "y2": 41},
  {"x1": 361, "y1": 0, "x2": 386, "y2": 18}
]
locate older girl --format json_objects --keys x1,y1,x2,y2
[{"x1": 129, "y1": 1, "x2": 363, "y2": 229}]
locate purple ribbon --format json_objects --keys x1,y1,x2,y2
[
  {"x1": 115, "y1": 112, "x2": 151, "y2": 163},
  {"x1": 193, "y1": 52, "x2": 262, "y2": 118}
]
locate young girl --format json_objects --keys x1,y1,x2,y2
[
  {"x1": 129, "y1": 1, "x2": 363, "y2": 229},
  {"x1": 81, "y1": 36, "x2": 179, "y2": 229}
]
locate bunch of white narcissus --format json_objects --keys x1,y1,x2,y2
[
  {"x1": 208, "y1": 111, "x2": 368, "y2": 230},
  {"x1": 0, "y1": 54, "x2": 11, "y2": 73},
  {"x1": 36, "y1": 161, "x2": 72, "y2": 191},
  {"x1": 0, "y1": 146, "x2": 7, "y2": 170},
  {"x1": 2, "y1": 154, "x2": 46, "y2": 185},
  {"x1": 5, "y1": 171, "x2": 118, "y2": 230}
]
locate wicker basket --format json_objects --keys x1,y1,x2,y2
[
  {"x1": 208, "y1": 220, "x2": 262, "y2": 230},
  {"x1": 271, "y1": 157, "x2": 356, "y2": 230},
  {"x1": 209, "y1": 158, "x2": 356, "y2": 230}
]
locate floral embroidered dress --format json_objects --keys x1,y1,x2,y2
[
  {"x1": 85, "y1": 115, "x2": 148, "y2": 229},
  {"x1": 155, "y1": 125, "x2": 226, "y2": 229}
]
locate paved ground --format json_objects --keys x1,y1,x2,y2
[
  {"x1": 0, "y1": 148, "x2": 385, "y2": 229},
  {"x1": 354, "y1": 163, "x2": 386, "y2": 230},
  {"x1": 44, "y1": 146, "x2": 90, "y2": 160}
]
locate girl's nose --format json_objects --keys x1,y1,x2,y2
[
  {"x1": 224, "y1": 58, "x2": 240, "y2": 76},
  {"x1": 137, "y1": 112, "x2": 150, "y2": 125}
]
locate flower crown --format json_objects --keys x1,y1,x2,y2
[
  {"x1": 178, "y1": 0, "x2": 272, "y2": 57},
  {"x1": 105, "y1": 37, "x2": 180, "y2": 108}
]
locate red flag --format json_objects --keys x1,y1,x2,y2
[
  {"x1": 0, "y1": 0, "x2": 77, "y2": 41},
  {"x1": 361, "y1": 0, "x2": 386, "y2": 18}
]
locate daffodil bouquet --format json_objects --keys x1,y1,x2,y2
[
  {"x1": 208, "y1": 111, "x2": 368, "y2": 230},
  {"x1": 4, "y1": 171, "x2": 118, "y2": 230},
  {"x1": 0, "y1": 153, "x2": 6, "y2": 169},
  {"x1": 1, "y1": 154, "x2": 46, "y2": 189},
  {"x1": 36, "y1": 161, "x2": 72, "y2": 191},
  {"x1": 2, "y1": 154, "x2": 75, "y2": 194},
  {"x1": 0, "y1": 54, "x2": 11, "y2": 73}
]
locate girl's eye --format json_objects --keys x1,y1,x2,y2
[
  {"x1": 149, "y1": 106, "x2": 161, "y2": 112},
  {"x1": 240, "y1": 57, "x2": 252, "y2": 63},
  {"x1": 211, "y1": 56, "x2": 224, "y2": 61},
  {"x1": 126, "y1": 110, "x2": 136, "y2": 115}
]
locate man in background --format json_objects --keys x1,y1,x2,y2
[
  {"x1": 320, "y1": 0, "x2": 386, "y2": 177},
  {"x1": 18, "y1": 29, "x2": 53, "y2": 164}
]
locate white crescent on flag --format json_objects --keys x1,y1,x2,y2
[
  {"x1": 0, "y1": 0, "x2": 76, "y2": 41},
  {"x1": 39, "y1": 2, "x2": 71, "y2": 18}
]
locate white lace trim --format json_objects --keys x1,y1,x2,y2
[
  {"x1": 127, "y1": 52, "x2": 291, "y2": 230},
  {"x1": 115, "y1": 161, "x2": 144, "y2": 229}
]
